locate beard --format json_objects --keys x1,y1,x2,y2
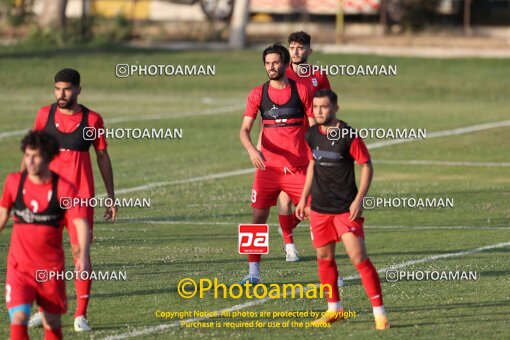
[
  {"x1": 267, "y1": 68, "x2": 284, "y2": 80},
  {"x1": 317, "y1": 115, "x2": 334, "y2": 126},
  {"x1": 292, "y1": 56, "x2": 307, "y2": 65},
  {"x1": 57, "y1": 98, "x2": 75, "y2": 109}
]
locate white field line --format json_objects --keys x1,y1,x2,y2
[
  {"x1": 367, "y1": 120, "x2": 510, "y2": 149},
  {"x1": 104, "y1": 241, "x2": 510, "y2": 339},
  {"x1": 120, "y1": 220, "x2": 510, "y2": 230},
  {"x1": 373, "y1": 160, "x2": 510, "y2": 167},
  {"x1": 0, "y1": 104, "x2": 244, "y2": 140},
  {"x1": 97, "y1": 168, "x2": 254, "y2": 197},
  {"x1": 96, "y1": 119, "x2": 510, "y2": 197}
]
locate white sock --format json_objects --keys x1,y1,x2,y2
[
  {"x1": 327, "y1": 301, "x2": 343, "y2": 312},
  {"x1": 285, "y1": 243, "x2": 296, "y2": 252},
  {"x1": 248, "y1": 262, "x2": 260, "y2": 278},
  {"x1": 373, "y1": 306, "x2": 386, "y2": 316}
]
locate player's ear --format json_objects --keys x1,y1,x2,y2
[
  {"x1": 76, "y1": 86, "x2": 82, "y2": 95},
  {"x1": 309, "y1": 48, "x2": 313, "y2": 56}
]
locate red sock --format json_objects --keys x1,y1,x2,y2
[
  {"x1": 74, "y1": 255, "x2": 92, "y2": 318},
  {"x1": 292, "y1": 215, "x2": 301, "y2": 228},
  {"x1": 10, "y1": 324, "x2": 28, "y2": 340},
  {"x1": 317, "y1": 258, "x2": 340, "y2": 302},
  {"x1": 356, "y1": 258, "x2": 383, "y2": 307},
  {"x1": 44, "y1": 327, "x2": 63, "y2": 340},
  {"x1": 279, "y1": 214, "x2": 295, "y2": 244},
  {"x1": 248, "y1": 254, "x2": 261, "y2": 262}
]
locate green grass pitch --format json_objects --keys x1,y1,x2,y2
[{"x1": 0, "y1": 47, "x2": 509, "y2": 339}]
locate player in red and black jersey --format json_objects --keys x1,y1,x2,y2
[
  {"x1": 0, "y1": 131, "x2": 91, "y2": 340},
  {"x1": 240, "y1": 44, "x2": 315, "y2": 282},
  {"x1": 295, "y1": 90, "x2": 389, "y2": 330},
  {"x1": 256, "y1": 32, "x2": 333, "y2": 265},
  {"x1": 22, "y1": 68, "x2": 116, "y2": 331}
]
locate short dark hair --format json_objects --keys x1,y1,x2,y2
[
  {"x1": 314, "y1": 89, "x2": 338, "y2": 105},
  {"x1": 21, "y1": 130, "x2": 60, "y2": 163},
  {"x1": 54, "y1": 68, "x2": 80, "y2": 86},
  {"x1": 288, "y1": 31, "x2": 311, "y2": 46},
  {"x1": 262, "y1": 43, "x2": 290, "y2": 66}
]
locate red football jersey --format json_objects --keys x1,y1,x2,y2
[
  {"x1": 244, "y1": 81, "x2": 314, "y2": 168},
  {"x1": 33, "y1": 105, "x2": 107, "y2": 198},
  {"x1": 0, "y1": 172, "x2": 86, "y2": 270},
  {"x1": 286, "y1": 64, "x2": 331, "y2": 95}
]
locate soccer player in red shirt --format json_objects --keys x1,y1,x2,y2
[
  {"x1": 257, "y1": 32, "x2": 332, "y2": 262},
  {"x1": 22, "y1": 69, "x2": 116, "y2": 331},
  {"x1": 1, "y1": 131, "x2": 91, "y2": 340},
  {"x1": 296, "y1": 89, "x2": 389, "y2": 330},
  {"x1": 240, "y1": 43, "x2": 315, "y2": 283},
  {"x1": 286, "y1": 31, "x2": 331, "y2": 93}
]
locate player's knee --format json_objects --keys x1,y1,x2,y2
[
  {"x1": 9, "y1": 304, "x2": 31, "y2": 325},
  {"x1": 277, "y1": 197, "x2": 292, "y2": 214},
  {"x1": 350, "y1": 253, "x2": 367, "y2": 266},
  {"x1": 316, "y1": 250, "x2": 335, "y2": 260},
  {"x1": 43, "y1": 317, "x2": 61, "y2": 330},
  {"x1": 317, "y1": 254, "x2": 334, "y2": 261},
  {"x1": 252, "y1": 208, "x2": 269, "y2": 223}
]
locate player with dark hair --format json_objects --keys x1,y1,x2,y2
[
  {"x1": 295, "y1": 89, "x2": 389, "y2": 329},
  {"x1": 271, "y1": 31, "x2": 334, "y2": 262},
  {"x1": 23, "y1": 68, "x2": 116, "y2": 331},
  {"x1": 1, "y1": 130, "x2": 91, "y2": 339},
  {"x1": 239, "y1": 43, "x2": 315, "y2": 282},
  {"x1": 287, "y1": 31, "x2": 330, "y2": 93}
]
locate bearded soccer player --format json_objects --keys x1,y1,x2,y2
[
  {"x1": 0, "y1": 131, "x2": 91, "y2": 340},
  {"x1": 286, "y1": 31, "x2": 331, "y2": 92},
  {"x1": 239, "y1": 43, "x2": 314, "y2": 283},
  {"x1": 295, "y1": 89, "x2": 389, "y2": 330},
  {"x1": 272, "y1": 31, "x2": 333, "y2": 262},
  {"x1": 22, "y1": 68, "x2": 116, "y2": 331}
]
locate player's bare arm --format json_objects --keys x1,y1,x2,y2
[
  {"x1": 0, "y1": 206, "x2": 9, "y2": 232},
  {"x1": 349, "y1": 160, "x2": 373, "y2": 221},
  {"x1": 295, "y1": 159, "x2": 314, "y2": 220},
  {"x1": 95, "y1": 148, "x2": 117, "y2": 222},
  {"x1": 73, "y1": 217, "x2": 91, "y2": 273},
  {"x1": 256, "y1": 119, "x2": 263, "y2": 149},
  {"x1": 240, "y1": 116, "x2": 266, "y2": 170}
]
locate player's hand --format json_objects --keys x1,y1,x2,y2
[
  {"x1": 75, "y1": 255, "x2": 90, "y2": 274},
  {"x1": 348, "y1": 198, "x2": 363, "y2": 221},
  {"x1": 295, "y1": 199, "x2": 309, "y2": 221},
  {"x1": 104, "y1": 204, "x2": 117, "y2": 222},
  {"x1": 248, "y1": 148, "x2": 266, "y2": 170}
]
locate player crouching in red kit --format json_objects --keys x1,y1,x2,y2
[
  {"x1": 0, "y1": 131, "x2": 91, "y2": 339},
  {"x1": 295, "y1": 90, "x2": 389, "y2": 330}
]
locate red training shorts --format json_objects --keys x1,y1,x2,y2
[
  {"x1": 309, "y1": 210, "x2": 365, "y2": 248},
  {"x1": 251, "y1": 167, "x2": 307, "y2": 209},
  {"x1": 5, "y1": 263, "x2": 67, "y2": 314}
]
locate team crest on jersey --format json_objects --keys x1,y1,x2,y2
[{"x1": 312, "y1": 78, "x2": 318, "y2": 87}]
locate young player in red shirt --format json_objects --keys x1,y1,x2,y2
[
  {"x1": 240, "y1": 43, "x2": 315, "y2": 283},
  {"x1": 273, "y1": 31, "x2": 333, "y2": 262},
  {"x1": 23, "y1": 69, "x2": 116, "y2": 331},
  {"x1": 286, "y1": 31, "x2": 331, "y2": 92},
  {"x1": 296, "y1": 89, "x2": 389, "y2": 330},
  {"x1": 0, "y1": 131, "x2": 91, "y2": 340}
]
